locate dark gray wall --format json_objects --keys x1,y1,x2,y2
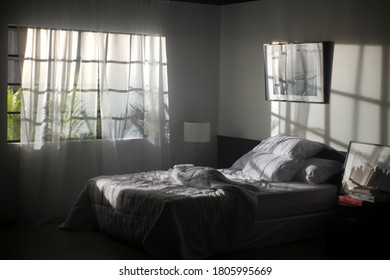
[{"x1": 219, "y1": 0, "x2": 390, "y2": 150}]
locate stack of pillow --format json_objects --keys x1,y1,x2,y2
[{"x1": 231, "y1": 135, "x2": 344, "y2": 185}]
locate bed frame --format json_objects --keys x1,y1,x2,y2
[
  {"x1": 217, "y1": 135, "x2": 260, "y2": 168},
  {"x1": 215, "y1": 135, "x2": 346, "y2": 255}
]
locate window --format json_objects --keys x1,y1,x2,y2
[
  {"x1": 7, "y1": 26, "x2": 169, "y2": 145},
  {"x1": 7, "y1": 26, "x2": 21, "y2": 142}
]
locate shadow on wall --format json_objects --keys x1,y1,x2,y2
[{"x1": 270, "y1": 43, "x2": 389, "y2": 151}]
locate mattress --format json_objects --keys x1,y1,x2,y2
[
  {"x1": 221, "y1": 169, "x2": 338, "y2": 220},
  {"x1": 253, "y1": 181, "x2": 337, "y2": 219},
  {"x1": 218, "y1": 169, "x2": 338, "y2": 254}
]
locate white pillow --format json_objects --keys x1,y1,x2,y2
[
  {"x1": 293, "y1": 157, "x2": 344, "y2": 185},
  {"x1": 242, "y1": 152, "x2": 302, "y2": 181},
  {"x1": 231, "y1": 150, "x2": 255, "y2": 169},
  {"x1": 252, "y1": 135, "x2": 323, "y2": 158}
]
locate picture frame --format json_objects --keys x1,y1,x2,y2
[
  {"x1": 342, "y1": 141, "x2": 390, "y2": 194},
  {"x1": 263, "y1": 42, "x2": 331, "y2": 103}
]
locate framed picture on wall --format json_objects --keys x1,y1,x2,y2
[{"x1": 263, "y1": 42, "x2": 330, "y2": 103}]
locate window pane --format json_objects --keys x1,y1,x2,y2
[
  {"x1": 106, "y1": 63, "x2": 129, "y2": 90},
  {"x1": 7, "y1": 57, "x2": 20, "y2": 84},
  {"x1": 8, "y1": 27, "x2": 18, "y2": 55},
  {"x1": 129, "y1": 63, "x2": 144, "y2": 89},
  {"x1": 78, "y1": 62, "x2": 99, "y2": 89},
  {"x1": 7, "y1": 86, "x2": 21, "y2": 112},
  {"x1": 107, "y1": 33, "x2": 130, "y2": 62},
  {"x1": 7, "y1": 113, "x2": 21, "y2": 141}
]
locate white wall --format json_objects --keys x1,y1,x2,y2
[
  {"x1": 219, "y1": 0, "x2": 390, "y2": 151},
  {"x1": 163, "y1": 2, "x2": 220, "y2": 166},
  {"x1": 0, "y1": 0, "x2": 220, "y2": 223}
]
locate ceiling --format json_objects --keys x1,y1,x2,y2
[{"x1": 169, "y1": 0, "x2": 258, "y2": 5}]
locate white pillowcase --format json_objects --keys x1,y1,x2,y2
[
  {"x1": 231, "y1": 150, "x2": 255, "y2": 169},
  {"x1": 242, "y1": 152, "x2": 302, "y2": 182},
  {"x1": 293, "y1": 157, "x2": 344, "y2": 185},
  {"x1": 230, "y1": 135, "x2": 334, "y2": 183},
  {"x1": 252, "y1": 135, "x2": 324, "y2": 158}
]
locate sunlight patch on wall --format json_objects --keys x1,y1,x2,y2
[
  {"x1": 329, "y1": 94, "x2": 354, "y2": 147},
  {"x1": 271, "y1": 102, "x2": 328, "y2": 143},
  {"x1": 270, "y1": 101, "x2": 284, "y2": 136},
  {"x1": 356, "y1": 102, "x2": 381, "y2": 142},
  {"x1": 304, "y1": 104, "x2": 326, "y2": 141},
  {"x1": 360, "y1": 45, "x2": 382, "y2": 100},
  {"x1": 331, "y1": 44, "x2": 361, "y2": 94},
  {"x1": 270, "y1": 43, "x2": 387, "y2": 150}
]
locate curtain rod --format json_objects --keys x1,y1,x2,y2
[{"x1": 8, "y1": 24, "x2": 163, "y2": 37}]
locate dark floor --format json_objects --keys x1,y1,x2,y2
[
  {"x1": 0, "y1": 220, "x2": 337, "y2": 260},
  {"x1": 1, "y1": 220, "x2": 389, "y2": 260}
]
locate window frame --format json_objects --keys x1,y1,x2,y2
[{"x1": 7, "y1": 25, "x2": 22, "y2": 142}]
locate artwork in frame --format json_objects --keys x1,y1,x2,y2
[
  {"x1": 263, "y1": 42, "x2": 329, "y2": 103},
  {"x1": 342, "y1": 141, "x2": 390, "y2": 194}
]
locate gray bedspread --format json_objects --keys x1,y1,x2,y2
[{"x1": 59, "y1": 165, "x2": 260, "y2": 259}]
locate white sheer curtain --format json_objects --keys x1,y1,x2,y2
[
  {"x1": 101, "y1": 33, "x2": 166, "y2": 144},
  {"x1": 20, "y1": 28, "x2": 100, "y2": 148},
  {"x1": 17, "y1": 0, "x2": 169, "y2": 224}
]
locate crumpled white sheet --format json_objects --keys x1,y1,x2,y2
[{"x1": 59, "y1": 166, "x2": 261, "y2": 259}]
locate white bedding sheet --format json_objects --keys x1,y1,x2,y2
[
  {"x1": 221, "y1": 169, "x2": 338, "y2": 219},
  {"x1": 60, "y1": 166, "x2": 338, "y2": 259}
]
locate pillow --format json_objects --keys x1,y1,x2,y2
[
  {"x1": 231, "y1": 150, "x2": 255, "y2": 169},
  {"x1": 252, "y1": 135, "x2": 324, "y2": 159},
  {"x1": 293, "y1": 157, "x2": 344, "y2": 185},
  {"x1": 242, "y1": 152, "x2": 302, "y2": 181}
]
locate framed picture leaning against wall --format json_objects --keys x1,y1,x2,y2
[{"x1": 342, "y1": 141, "x2": 390, "y2": 196}]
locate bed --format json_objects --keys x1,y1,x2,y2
[{"x1": 59, "y1": 134, "x2": 346, "y2": 259}]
